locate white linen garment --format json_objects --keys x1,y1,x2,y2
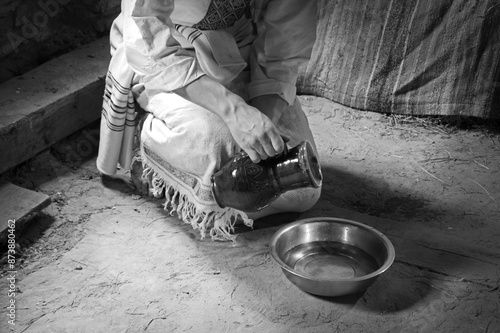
[{"x1": 97, "y1": 0, "x2": 320, "y2": 240}]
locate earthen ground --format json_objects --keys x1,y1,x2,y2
[{"x1": 1, "y1": 96, "x2": 499, "y2": 333}]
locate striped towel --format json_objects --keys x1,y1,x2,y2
[{"x1": 96, "y1": 45, "x2": 136, "y2": 176}]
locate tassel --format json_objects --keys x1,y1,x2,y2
[{"x1": 141, "y1": 160, "x2": 253, "y2": 241}]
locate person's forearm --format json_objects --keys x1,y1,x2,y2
[
  {"x1": 173, "y1": 75, "x2": 247, "y2": 123},
  {"x1": 172, "y1": 75, "x2": 285, "y2": 163}
]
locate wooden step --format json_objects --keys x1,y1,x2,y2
[
  {"x1": 0, "y1": 181, "x2": 51, "y2": 244},
  {"x1": 0, "y1": 37, "x2": 111, "y2": 175}
]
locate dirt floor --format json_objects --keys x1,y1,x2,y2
[{"x1": 1, "y1": 96, "x2": 499, "y2": 333}]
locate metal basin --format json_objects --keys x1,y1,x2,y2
[{"x1": 269, "y1": 217, "x2": 395, "y2": 297}]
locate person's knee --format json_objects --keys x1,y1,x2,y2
[
  {"x1": 190, "y1": 113, "x2": 237, "y2": 162},
  {"x1": 173, "y1": 112, "x2": 238, "y2": 175}
]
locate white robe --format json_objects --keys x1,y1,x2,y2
[{"x1": 97, "y1": 0, "x2": 320, "y2": 240}]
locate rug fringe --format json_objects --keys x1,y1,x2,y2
[{"x1": 141, "y1": 163, "x2": 252, "y2": 241}]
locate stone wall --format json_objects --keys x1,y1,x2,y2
[{"x1": 0, "y1": 0, "x2": 120, "y2": 83}]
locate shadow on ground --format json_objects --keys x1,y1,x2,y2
[{"x1": 314, "y1": 164, "x2": 444, "y2": 222}]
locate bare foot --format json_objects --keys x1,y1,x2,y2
[
  {"x1": 130, "y1": 158, "x2": 150, "y2": 196},
  {"x1": 130, "y1": 159, "x2": 166, "y2": 198}
]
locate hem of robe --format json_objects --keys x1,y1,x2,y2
[{"x1": 136, "y1": 144, "x2": 253, "y2": 241}]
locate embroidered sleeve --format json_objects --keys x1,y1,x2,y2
[
  {"x1": 122, "y1": 0, "x2": 205, "y2": 93},
  {"x1": 247, "y1": 0, "x2": 317, "y2": 105}
]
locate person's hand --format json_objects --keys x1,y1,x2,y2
[{"x1": 224, "y1": 103, "x2": 285, "y2": 163}]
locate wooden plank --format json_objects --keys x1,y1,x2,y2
[
  {"x1": 0, "y1": 37, "x2": 111, "y2": 174},
  {"x1": 0, "y1": 181, "x2": 51, "y2": 242}
]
